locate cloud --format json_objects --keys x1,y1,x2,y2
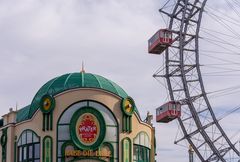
[
  {"x1": 0, "y1": 0, "x2": 172, "y2": 161},
  {"x1": 0, "y1": 0, "x2": 239, "y2": 162}
]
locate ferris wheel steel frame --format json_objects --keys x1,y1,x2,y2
[{"x1": 155, "y1": 0, "x2": 240, "y2": 161}]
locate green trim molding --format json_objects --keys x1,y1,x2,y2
[
  {"x1": 121, "y1": 97, "x2": 135, "y2": 133},
  {"x1": 1, "y1": 128, "x2": 8, "y2": 162},
  {"x1": 70, "y1": 107, "x2": 106, "y2": 150},
  {"x1": 14, "y1": 136, "x2": 17, "y2": 162},
  {"x1": 122, "y1": 138, "x2": 132, "y2": 162},
  {"x1": 122, "y1": 116, "x2": 132, "y2": 133},
  {"x1": 42, "y1": 112, "x2": 53, "y2": 131},
  {"x1": 40, "y1": 95, "x2": 55, "y2": 131},
  {"x1": 43, "y1": 136, "x2": 53, "y2": 162},
  {"x1": 101, "y1": 142, "x2": 114, "y2": 162},
  {"x1": 0, "y1": 131, "x2": 7, "y2": 147}
]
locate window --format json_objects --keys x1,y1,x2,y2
[
  {"x1": 57, "y1": 100, "x2": 118, "y2": 161},
  {"x1": 160, "y1": 31, "x2": 164, "y2": 38},
  {"x1": 17, "y1": 130, "x2": 40, "y2": 162},
  {"x1": 122, "y1": 138, "x2": 131, "y2": 162},
  {"x1": 43, "y1": 136, "x2": 53, "y2": 162},
  {"x1": 133, "y1": 145, "x2": 150, "y2": 162},
  {"x1": 165, "y1": 32, "x2": 169, "y2": 39},
  {"x1": 149, "y1": 31, "x2": 160, "y2": 47},
  {"x1": 133, "y1": 132, "x2": 150, "y2": 162}
]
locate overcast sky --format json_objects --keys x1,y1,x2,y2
[{"x1": 0, "y1": 0, "x2": 239, "y2": 162}]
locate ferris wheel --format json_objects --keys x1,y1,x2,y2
[{"x1": 149, "y1": 0, "x2": 240, "y2": 161}]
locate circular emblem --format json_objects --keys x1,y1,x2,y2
[
  {"x1": 121, "y1": 97, "x2": 135, "y2": 116},
  {"x1": 40, "y1": 95, "x2": 55, "y2": 113},
  {"x1": 77, "y1": 113, "x2": 100, "y2": 145},
  {"x1": 70, "y1": 107, "x2": 106, "y2": 150}
]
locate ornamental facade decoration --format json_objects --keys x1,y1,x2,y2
[
  {"x1": 70, "y1": 107, "x2": 106, "y2": 150},
  {"x1": 40, "y1": 94, "x2": 55, "y2": 131},
  {"x1": 121, "y1": 96, "x2": 135, "y2": 133}
]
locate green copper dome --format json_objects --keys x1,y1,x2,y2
[{"x1": 17, "y1": 72, "x2": 128, "y2": 122}]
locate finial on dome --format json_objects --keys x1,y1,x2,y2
[{"x1": 81, "y1": 61, "x2": 85, "y2": 73}]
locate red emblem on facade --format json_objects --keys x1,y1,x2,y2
[{"x1": 78, "y1": 114, "x2": 99, "y2": 144}]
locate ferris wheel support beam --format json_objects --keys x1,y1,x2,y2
[
  {"x1": 178, "y1": 1, "x2": 226, "y2": 161},
  {"x1": 164, "y1": 0, "x2": 206, "y2": 161},
  {"x1": 156, "y1": 0, "x2": 240, "y2": 161}
]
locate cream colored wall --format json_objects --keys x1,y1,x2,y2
[
  {"x1": 3, "y1": 111, "x2": 17, "y2": 125},
  {"x1": 7, "y1": 126, "x2": 15, "y2": 162},
  {"x1": 0, "y1": 124, "x2": 15, "y2": 162},
  {"x1": 3, "y1": 88, "x2": 154, "y2": 162},
  {"x1": 53, "y1": 88, "x2": 123, "y2": 162},
  {"x1": 119, "y1": 114, "x2": 153, "y2": 162}
]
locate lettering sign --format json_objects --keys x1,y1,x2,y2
[{"x1": 64, "y1": 150, "x2": 111, "y2": 157}]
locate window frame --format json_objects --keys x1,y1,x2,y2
[
  {"x1": 17, "y1": 130, "x2": 40, "y2": 162},
  {"x1": 133, "y1": 132, "x2": 151, "y2": 162},
  {"x1": 122, "y1": 137, "x2": 132, "y2": 162},
  {"x1": 133, "y1": 144, "x2": 150, "y2": 162},
  {"x1": 57, "y1": 100, "x2": 119, "y2": 161}
]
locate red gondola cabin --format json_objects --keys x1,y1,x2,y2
[
  {"x1": 148, "y1": 29, "x2": 173, "y2": 54},
  {"x1": 156, "y1": 101, "x2": 181, "y2": 123}
]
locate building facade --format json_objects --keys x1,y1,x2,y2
[{"x1": 0, "y1": 72, "x2": 155, "y2": 162}]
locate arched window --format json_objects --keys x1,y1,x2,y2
[
  {"x1": 57, "y1": 101, "x2": 118, "y2": 161},
  {"x1": 122, "y1": 138, "x2": 131, "y2": 162},
  {"x1": 133, "y1": 132, "x2": 150, "y2": 162},
  {"x1": 17, "y1": 130, "x2": 40, "y2": 162},
  {"x1": 43, "y1": 136, "x2": 53, "y2": 162}
]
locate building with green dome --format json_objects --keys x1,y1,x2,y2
[{"x1": 0, "y1": 72, "x2": 155, "y2": 162}]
